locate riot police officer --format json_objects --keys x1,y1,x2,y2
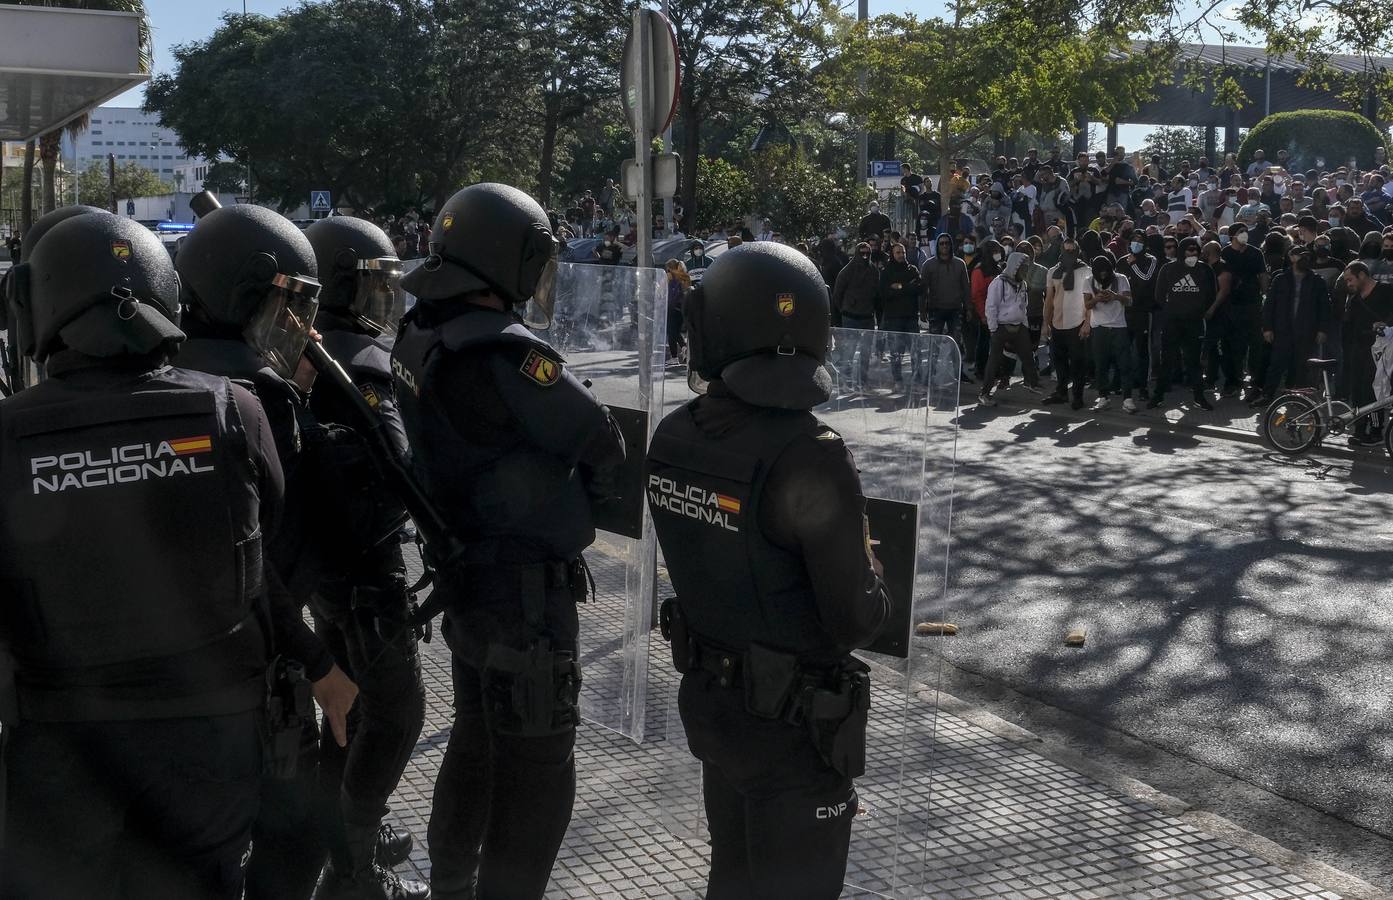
[
  {"x1": 391, "y1": 183, "x2": 625, "y2": 900},
  {"x1": 645, "y1": 242, "x2": 891, "y2": 899},
  {"x1": 0, "y1": 213, "x2": 277, "y2": 898},
  {"x1": 303, "y1": 216, "x2": 427, "y2": 900},
  {"x1": 173, "y1": 202, "x2": 366, "y2": 900}
]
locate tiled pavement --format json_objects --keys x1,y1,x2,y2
[{"x1": 388, "y1": 550, "x2": 1369, "y2": 899}]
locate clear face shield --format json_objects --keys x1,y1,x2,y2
[
  {"x1": 243, "y1": 272, "x2": 321, "y2": 379},
  {"x1": 520, "y1": 228, "x2": 560, "y2": 329},
  {"x1": 350, "y1": 257, "x2": 406, "y2": 336}
]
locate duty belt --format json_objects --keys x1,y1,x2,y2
[{"x1": 687, "y1": 634, "x2": 857, "y2": 726}]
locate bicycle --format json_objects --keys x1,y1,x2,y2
[{"x1": 1261, "y1": 354, "x2": 1393, "y2": 457}]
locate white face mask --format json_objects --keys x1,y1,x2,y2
[
  {"x1": 1185, "y1": 256, "x2": 1198, "y2": 267},
  {"x1": 1234, "y1": 232, "x2": 1248, "y2": 246}
]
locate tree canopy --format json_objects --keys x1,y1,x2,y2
[{"x1": 76, "y1": 160, "x2": 171, "y2": 207}]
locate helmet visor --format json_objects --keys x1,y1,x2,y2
[
  {"x1": 522, "y1": 257, "x2": 559, "y2": 329},
  {"x1": 351, "y1": 257, "x2": 406, "y2": 335},
  {"x1": 244, "y1": 273, "x2": 320, "y2": 379}
]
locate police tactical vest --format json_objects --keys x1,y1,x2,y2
[
  {"x1": 0, "y1": 366, "x2": 261, "y2": 672},
  {"x1": 646, "y1": 403, "x2": 836, "y2": 658},
  {"x1": 392, "y1": 306, "x2": 597, "y2": 563},
  {"x1": 308, "y1": 327, "x2": 409, "y2": 562}
]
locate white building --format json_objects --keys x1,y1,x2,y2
[
  {"x1": 60, "y1": 105, "x2": 189, "y2": 182},
  {"x1": 173, "y1": 155, "x2": 236, "y2": 194}
]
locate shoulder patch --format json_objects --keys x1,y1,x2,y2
[
  {"x1": 359, "y1": 383, "x2": 382, "y2": 409},
  {"x1": 519, "y1": 348, "x2": 561, "y2": 386},
  {"x1": 815, "y1": 428, "x2": 841, "y2": 441}
]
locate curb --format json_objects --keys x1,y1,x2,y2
[
  {"x1": 989, "y1": 393, "x2": 1385, "y2": 463},
  {"x1": 863, "y1": 656, "x2": 1393, "y2": 900}
]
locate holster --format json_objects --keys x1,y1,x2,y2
[
  {"x1": 800, "y1": 657, "x2": 872, "y2": 779},
  {"x1": 261, "y1": 657, "x2": 315, "y2": 779},
  {"x1": 743, "y1": 642, "x2": 801, "y2": 720},
  {"x1": 658, "y1": 598, "x2": 694, "y2": 675},
  {"x1": 482, "y1": 639, "x2": 582, "y2": 738}
]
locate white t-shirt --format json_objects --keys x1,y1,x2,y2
[
  {"x1": 1088, "y1": 273, "x2": 1131, "y2": 328},
  {"x1": 1050, "y1": 264, "x2": 1093, "y2": 329}
]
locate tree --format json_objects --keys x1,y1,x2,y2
[
  {"x1": 821, "y1": 7, "x2": 1168, "y2": 180},
  {"x1": 749, "y1": 145, "x2": 871, "y2": 241},
  {"x1": 665, "y1": 0, "x2": 830, "y2": 228},
  {"x1": 1141, "y1": 126, "x2": 1207, "y2": 169},
  {"x1": 75, "y1": 160, "x2": 171, "y2": 207},
  {"x1": 146, "y1": 0, "x2": 532, "y2": 214},
  {"x1": 1238, "y1": 109, "x2": 1391, "y2": 171},
  {"x1": 201, "y1": 161, "x2": 249, "y2": 194},
  {"x1": 693, "y1": 156, "x2": 756, "y2": 232},
  {"x1": 0, "y1": 1, "x2": 153, "y2": 217},
  {"x1": 517, "y1": 0, "x2": 625, "y2": 206}
]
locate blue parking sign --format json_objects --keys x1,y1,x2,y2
[{"x1": 870, "y1": 160, "x2": 903, "y2": 178}]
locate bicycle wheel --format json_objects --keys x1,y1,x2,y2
[{"x1": 1263, "y1": 394, "x2": 1324, "y2": 455}]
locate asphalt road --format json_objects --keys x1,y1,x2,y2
[{"x1": 912, "y1": 390, "x2": 1393, "y2": 889}]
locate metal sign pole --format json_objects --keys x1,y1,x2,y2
[
  {"x1": 660, "y1": 0, "x2": 674, "y2": 237},
  {"x1": 633, "y1": 5, "x2": 653, "y2": 271}
]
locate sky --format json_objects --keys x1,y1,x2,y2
[{"x1": 110, "y1": 0, "x2": 1181, "y2": 148}]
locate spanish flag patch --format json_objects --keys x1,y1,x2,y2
[
  {"x1": 169, "y1": 435, "x2": 213, "y2": 455},
  {"x1": 715, "y1": 493, "x2": 741, "y2": 515},
  {"x1": 520, "y1": 349, "x2": 560, "y2": 386}
]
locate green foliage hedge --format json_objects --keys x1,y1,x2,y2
[{"x1": 1237, "y1": 110, "x2": 1390, "y2": 172}]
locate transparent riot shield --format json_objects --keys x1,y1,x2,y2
[
  {"x1": 529, "y1": 261, "x2": 668, "y2": 742},
  {"x1": 652, "y1": 326, "x2": 959, "y2": 898}
]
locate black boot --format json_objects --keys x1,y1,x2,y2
[
  {"x1": 376, "y1": 823, "x2": 415, "y2": 868},
  {"x1": 1193, "y1": 389, "x2": 1214, "y2": 411},
  {"x1": 315, "y1": 823, "x2": 432, "y2": 900}
]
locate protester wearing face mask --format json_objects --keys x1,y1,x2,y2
[
  {"x1": 1220, "y1": 221, "x2": 1271, "y2": 401},
  {"x1": 920, "y1": 233, "x2": 974, "y2": 382},
  {"x1": 1260, "y1": 246, "x2": 1330, "y2": 402},
  {"x1": 967, "y1": 239, "x2": 1005, "y2": 382},
  {"x1": 595, "y1": 229, "x2": 625, "y2": 265},
  {"x1": 879, "y1": 242, "x2": 924, "y2": 385},
  {"x1": 977, "y1": 252, "x2": 1044, "y2": 405},
  {"x1": 1365, "y1": 234, "x2": 1393, "y2": 286},
  {"x1": 1084, "y1": 255, "x2": 1137, "y2": 411},
  {"x1": 1041, "y1": 238, "x2": 1094, "y2": 409},
  {"x1": 1148, "y1": 237, "x2": 1216, "y2": 410},
  {"x1": 687, "y1": 240, "x2": 712, "y2": 273},
  {"x1": 1117, "y1": 231, "x2": 1159, "y2": 399},
  {"x1": 831, "y1": 242, "x2": 881, "y2": 384}
]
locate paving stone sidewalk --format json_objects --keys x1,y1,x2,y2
[{"x1": 387, "y1": 551, "x2": 1382, "y2": 899}]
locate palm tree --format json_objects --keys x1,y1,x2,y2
[{"x1": 2, "y1": 1, "x2": 153, "y2": 221}]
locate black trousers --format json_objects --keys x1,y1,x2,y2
[
  {"x1": 1049, "y1": 325, "x2": 1087, "y2": 400},
  {"x1": 313, "y1": 578, "x2": 426, "y2": 869},
  {"x1": 680, "y1": 673, "x2": 856, "y2": 900},
  {"x1": 429, "y1": 578, "x2": 580, "y2": 900},
  {"x1": 1157, "y1": 315, "x2": 1205, "y2": 395},
  {"x1": 0, "y1": 712, "x2": 261, "y2": 900},
  {"x1": 881, "y1": 315, "x2": 921, "y2": 382},
  {"x1": 246, "y1": 722, "x2": 325, "y2": 900}
]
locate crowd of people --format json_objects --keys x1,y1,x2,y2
[{"x1": 800, "y1": 145, "x2": 1393, "y2": 447}]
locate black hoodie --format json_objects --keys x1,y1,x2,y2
[{"x1": 1155, "y1": 237, "x2": 1216, "y2": 319}]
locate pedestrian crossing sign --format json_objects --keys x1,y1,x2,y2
[{"x1": 310, "y1": 190, "x2": 331, "y2": 212}]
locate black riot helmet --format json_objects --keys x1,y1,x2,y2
[
  {"x1": 176, "y1": 204, "x2": 321, "y2": 378},
  {"x1": 401, "y1": 183, "x2": 558, "y2": 322},
  {"x1": 305, "y1": 216, "x2": 404, "y2": 336},
  {"x1": 25, "y1": 213, "x2": 184, "y2": 363},
  {"x1": 8, "y1": 205, "x2": 113, "y2": 358},
  {"x1": 686, "y1": 242, "x2": 832, "y2": 410}
]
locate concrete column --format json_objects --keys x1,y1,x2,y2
[
  {"x1": 1205, "y1": 126, "x2": 1217, "y2": 163},
  {"x1": 1073, "y1": 112, "x2": 1088, "y2": 156},
  {"x1": 1224, "y1": 108, "x2": 1240, "y2": 155},
  {"x1": 1106, "y1": 123, "x2": 1119, "y2": 153}
]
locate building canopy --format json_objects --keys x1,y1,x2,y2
[{"x1": 0, "y1": 6, "x2": 148, "y2": 142}]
